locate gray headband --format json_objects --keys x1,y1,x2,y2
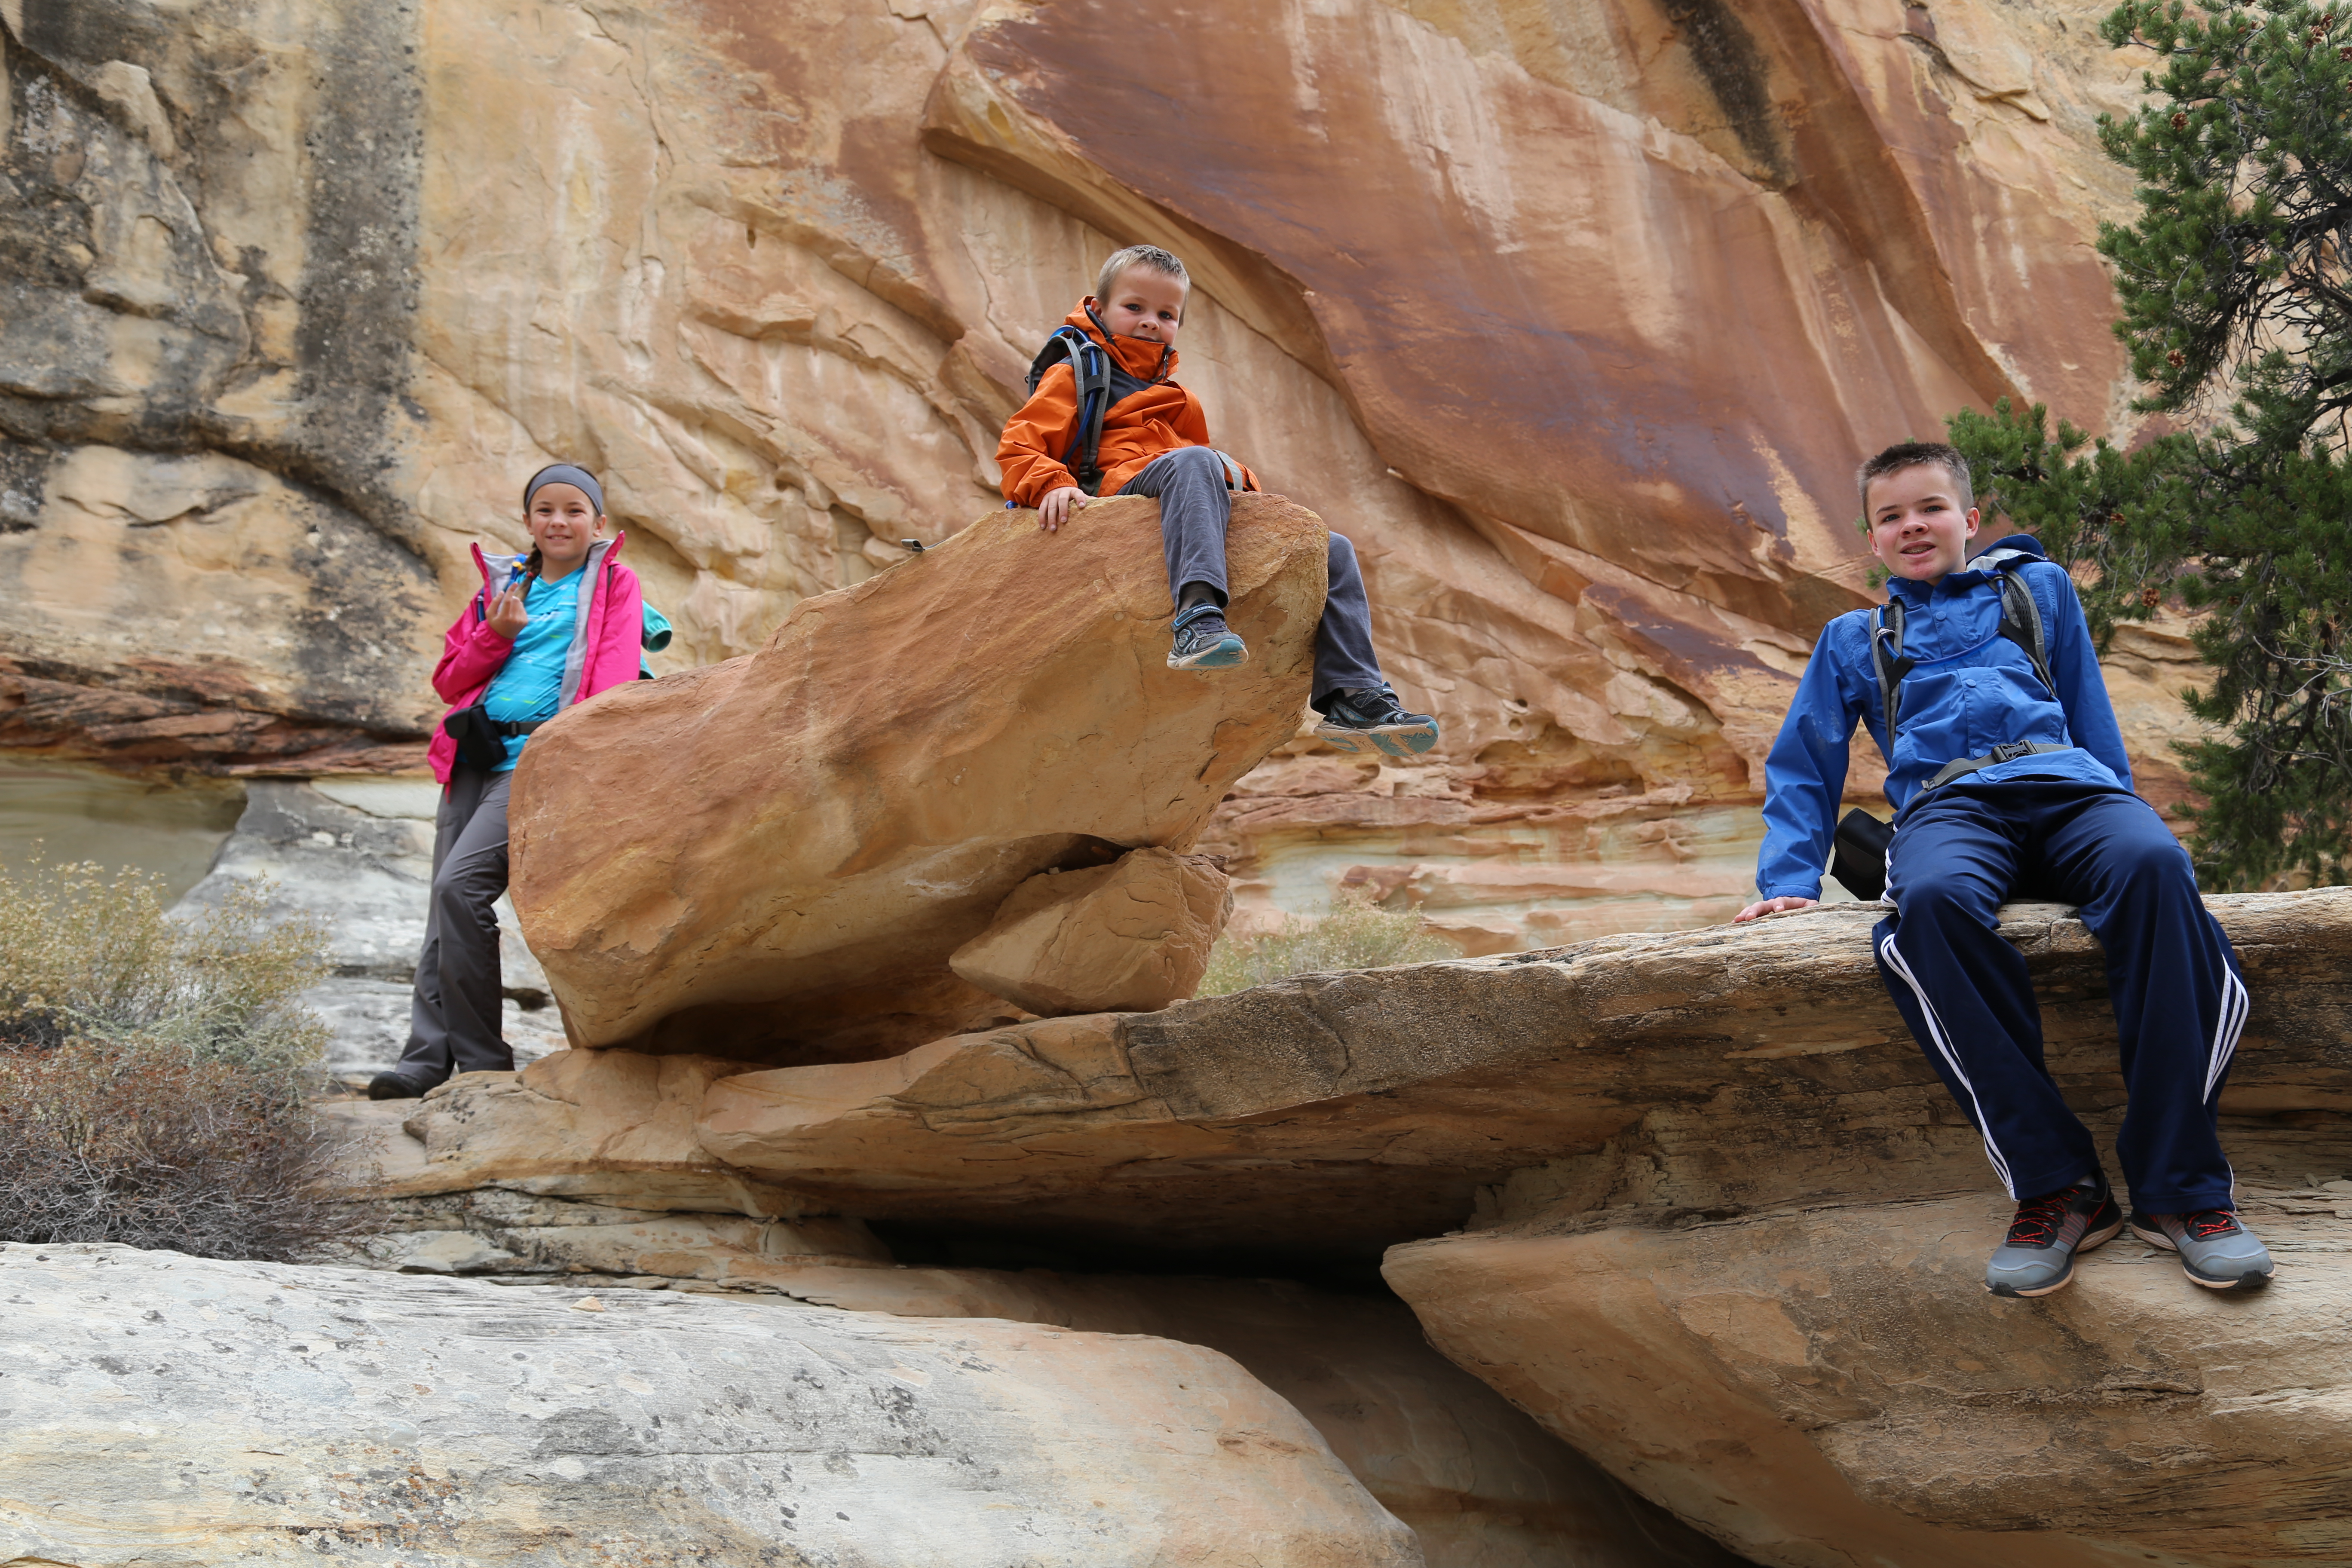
[{"x1": 524, "y1": 462, "x2": 605, "y2": 516}]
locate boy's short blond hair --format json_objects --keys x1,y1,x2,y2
[{"x1": 1095, "y1": 245, "x2": 1190, "y2": 310}]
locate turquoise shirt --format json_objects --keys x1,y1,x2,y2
[
  {"x1": 481, "y1": 572, "x2": 583, "y2": 772},
  {"x1": 476, "y1": 572, "x2": 674, "y2": 772}
]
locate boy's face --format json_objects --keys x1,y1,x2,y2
[
  {"x1": 1093, "y1": 266, "x2": 1187, "y2": 348},
  {"x1": 1865, "y1": 462, "x2": 1979, "y2": 584}
]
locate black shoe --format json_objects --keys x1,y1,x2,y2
[
  {"x1": 367, "y1": 1072, "x2": 432, "y2": 1101},
  {"x1": 1984, "y1": 1174, "x2": 2123, "y2": 1297},
  {"x1": 1168, "y1": 602, "x2": 1248, "y2": 670},
  {"x1": 1315, "y1": 686, "x2": 1440, "y2": 759}
]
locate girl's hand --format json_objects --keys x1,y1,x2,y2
[
  {"x1": 487, "y1": 582, "x2": 529, "y2": 639},
  {"x1": 1734, "y1": 896, "x2": 1819, "y2": 923},
  {"x1": 1037, "y1": 487, "x2": 1089, "y2": 533}
]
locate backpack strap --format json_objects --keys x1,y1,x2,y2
[
  {"x1": 1995, "y1": 570, "x2": 2055, "y2": 698},
  {"x1": 1023, "y1": 326, "x2": 1115, "y2": 496},
  {"x1": 1870, "y1": 598, "x2": 1915, "y2": 743},
  {"x1": 1968, "y1": 545, "x2": 2057, "y2": 698},
  {"x1": 1873, "y1": 552, "x2": 2060, "y2": 750}
]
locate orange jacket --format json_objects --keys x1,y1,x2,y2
[{"x1": 996, "y1": 303, "x2": 1261, "y2": 507}]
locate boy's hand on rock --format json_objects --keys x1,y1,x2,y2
[
  {"x1": 487, "y1": 584, "x2": 529, "y2": 640},
  {"x1": 1734, "y1": 896, "x2": 1819, "y2": 923},
  {"x1": 1037, "y1": 487, "x2": 1089, "y2": 533}
]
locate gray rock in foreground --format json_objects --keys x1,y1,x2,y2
[{"x1": 0, "y1": 1244, "x2": 1418, "y2": 1567}]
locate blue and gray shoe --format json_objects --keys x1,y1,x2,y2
[
  {"x1": 1315, "y1": 686, "x2": 1440, "y2": 759},
  {"x1": 1985, "y1": 1175, "x2": 2122, "y2": 1297},
  {"x1": 2129, "y1": 1207, "x2": 2275, "y2": 1291},
  {"x1": 1168, "y1": 602, "x2": 1248, "y2": 671}
]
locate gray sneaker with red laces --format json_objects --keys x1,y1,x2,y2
[
  {"x1": 1985, "y1": 1175, "x2": 2123, "y2": 1297},
  {"x1": 2129, "y1": 1207, "x2": 2275, "y2": 1290}
]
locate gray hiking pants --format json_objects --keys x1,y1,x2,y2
[
  {"x1": 395, "y1": 767, "x2": 514, "y2": 1086},
  {"x1": 1119, "y1": 446, "x2": 1386, "y2": 707}
]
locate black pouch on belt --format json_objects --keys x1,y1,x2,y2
[
  {"x1": 1830, "y1": 808, "x2": 1895, "y2": 902},
  {"x1": 442, "y1": 704, "x2": 507, "y2": 773}
]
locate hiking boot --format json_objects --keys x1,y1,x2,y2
[
  {"x1": 367, "y1": 1072, "x2": 432, "y2": 1101},
  {"x1": 1168, "y1": 602, "x2": 1248, "y2": 671},
  {"x1": 1315, "y1": 686, "x2": 1440, "y2": 759},
  {"x1": 1985, "y1": 1175, "x2": 2122, "y2": 1297},
  {"x1": 2129, "y1": 1208, "x2": 2275, "y2": 1291}
]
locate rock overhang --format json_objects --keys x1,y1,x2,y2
[{"x1": 681, "y1": 891, "x2": 2352, "y2": 1261}]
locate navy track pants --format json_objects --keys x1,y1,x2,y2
[{"x1": 1872, "y1": 779, "x2": 2247, "y2": 1212}]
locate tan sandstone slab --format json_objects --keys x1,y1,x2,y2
[
  {"x1": 328, "y1": 1049, "x2": 799, "y2": 1216},
  {"x1": 751, "y1": 1267, "x2": 1750, "y2": 1568},
  {"x1": 949, "y1": 845, "x2": 1232, "y2": 1015},
  {"x1": 322, "y1": 1123, "x2": 1741, "y2": 1568},
  {"x1": 694, "y1": 890, "x2": 2352, "y2": 1258},
  {"x1": 0, "y1": 1243, "x2": 1418, "y2": 1567},
  {"x1": 1382, "y1": 1193, "x2": 2352, "y2": 1568},
  {"x1": 508, "y1": 494, "x2": 1323, "y2": 1064}
]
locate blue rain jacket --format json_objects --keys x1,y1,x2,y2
[{"x1": 1755, "y1": 534, "x2": 2135, "y2": 899}]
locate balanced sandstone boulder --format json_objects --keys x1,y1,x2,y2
[
  {"x1": 949, "y1": 845, "x2": 1233, "y2": 1015},
  {"x1": 508, "y1": 495, "x2": 1325, "y2": 1063}
]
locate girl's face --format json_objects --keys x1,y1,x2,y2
[{"x1": 527, "y1": 483, "x2": 603, "y2": 577}]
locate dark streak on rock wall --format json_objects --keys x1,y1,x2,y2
[
  {"x1": 1658, "y1": 0, "x2": 1792, "y2": 185},
  {"x1": 286, "y1": 0, "x2": 426, "y2": 554},
  {"x1": 0, "y1": 3, "x2": 437, "y2": 772}
]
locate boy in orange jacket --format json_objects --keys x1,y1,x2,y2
[{"x1": 997, "y1": 245, "x2": 1439, "y2": 758}]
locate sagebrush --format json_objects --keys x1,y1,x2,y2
[
  {"x1": 1199, "y1": 889, "x2": 1454, "y2": 996},
  {"x1": 0, "y1": 858, "x2": 346, "y2": 1259}
]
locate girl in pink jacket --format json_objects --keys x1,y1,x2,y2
[{"x1": 369, "y1": 463, "x2": 652, "y2": 1099}]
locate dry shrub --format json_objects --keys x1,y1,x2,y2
[
  {"x1": 1199, "y1": 888, "x2": 1455, "y2": 997},
  {"x1": 0, "y1": 1040, "x2": 344, "y2": 1257},
  {"x1": 0, "y1": 857, "x2": 345, "y2": 1259}
]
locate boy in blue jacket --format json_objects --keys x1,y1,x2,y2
[{"x1": 1737, "y1": 442, "x2": 2272, "y2": 1297}]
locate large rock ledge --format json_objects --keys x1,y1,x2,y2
[
  {"x1": 692, "y1": 890, "x2": 2352, "y2": 1257},
  {"x1": 327, "y1": 889, "x2": 2351, "y2": 1568}
]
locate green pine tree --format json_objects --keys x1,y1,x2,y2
[{"x1": 1947, "y1": 0, "x2": 2352, "y2": 889}]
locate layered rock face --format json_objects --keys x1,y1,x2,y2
[
  {"x1": 326, "y1": 1061, "x2": 1747, "y2": 1568},
  {"x1": 660, "y1": 889, "x2": 2351, "y2": 1565},
  {"x1": 508, "y1": 493, "x2": 1322, "y2": 1063},
  {"x1": 688, "y1": 894, "x2": 2350, "y2": 1257},
  {"x1": 1, "y1": 0, "x2": 2208, "y2": 948}
]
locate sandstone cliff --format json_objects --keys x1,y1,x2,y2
[{"x1": 0, "y1": 0, "x2": 2212, "y2": 949}]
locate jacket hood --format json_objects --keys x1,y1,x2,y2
[
  {"x1": 469, "y1": 532, "x2": 628, "y2": 592},
  {"x1": 1969, "y1": 531, "x2": 2049, "y2": 563},
  {"x1": 1065, "y1": 302, "x2": 1177, "y2": 383}
]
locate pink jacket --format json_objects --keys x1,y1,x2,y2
[{"x1": 426, "y1": 534, "x2": 646, "y2": 785}]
